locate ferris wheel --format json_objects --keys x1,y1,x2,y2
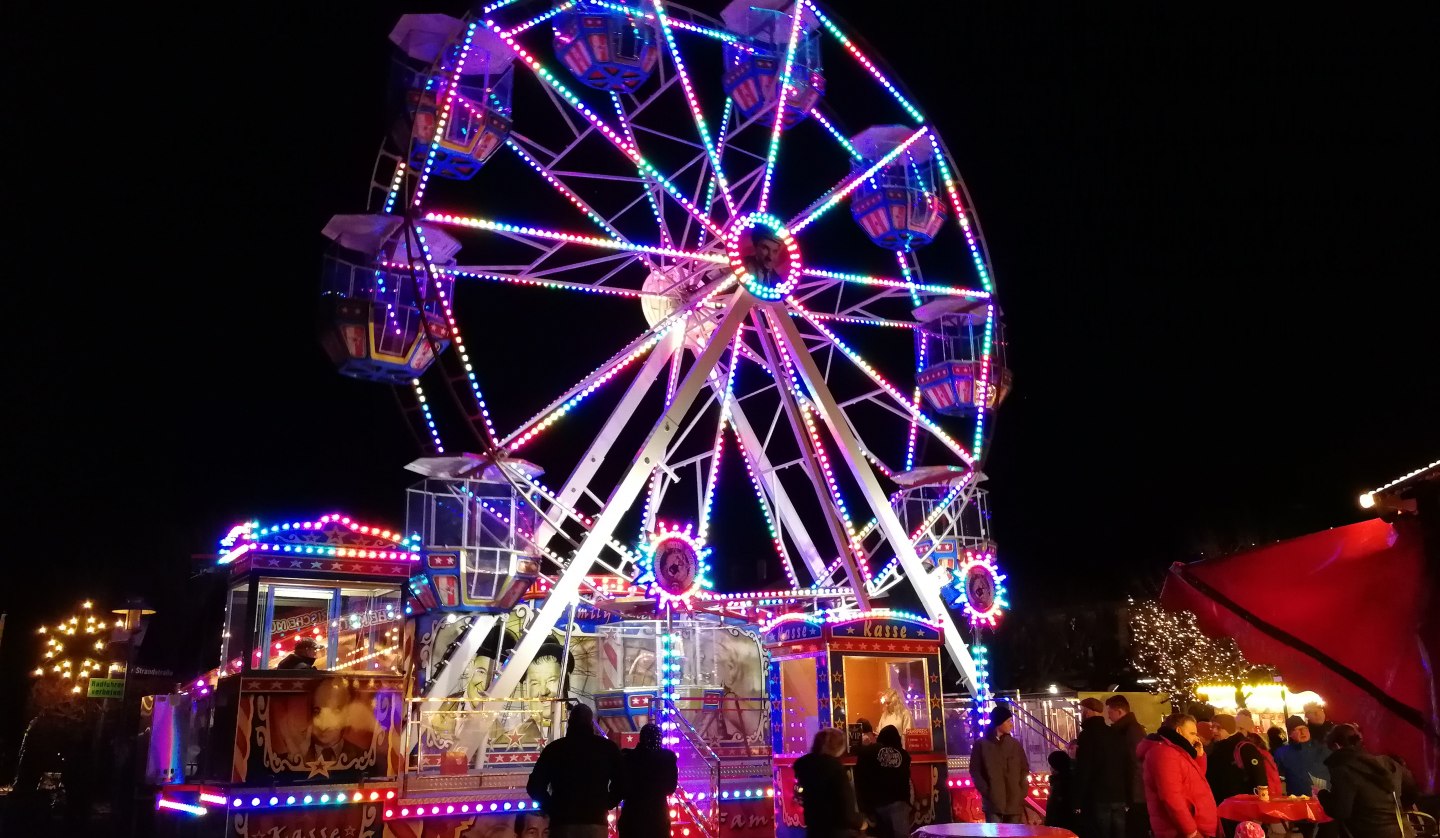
[{"x1": 319, "y1": 0, "x2": 1009, "y2": 698}]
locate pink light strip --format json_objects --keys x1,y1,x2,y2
[
  {"x1": 423, "y1": 212, "x2": 727, "y2": 263},
  {"x1": 788, "y1": 127, "x2": 930, "y2": 233},
  {"x1": 896, "y1": 251, "x2": 922, "y2": 472},
  {"x1": 757, "y1": 3, "x2": 807, "y2": 214},
  {"x1": 786, "y1": 298, "x2": 975, "y2": 466},
  {"x1": 485, "y1": 21, "x2": 726, "y2": 238},
  {"x1": 800, "y1": 267, "x2": 988, "y2": 298},
  {"x1": 382, "y1": 262, "x2": 644, "y2": 299}
]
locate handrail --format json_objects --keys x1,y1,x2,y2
[
  {"x1": 663, "y1": 696, "x2": 719, "y2": 838},
  {"x1": 1010, "y1": 702, "x2": 1069, "y2": 752}
]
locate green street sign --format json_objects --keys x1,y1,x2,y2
[{"x1": 86, "y1": 678, "x2": 125, "y2": 699}]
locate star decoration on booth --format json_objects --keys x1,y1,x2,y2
[{"x1": 304, "y1": 757, "x2": 333, "y2": 779}]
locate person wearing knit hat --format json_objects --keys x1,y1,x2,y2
[
  {"x1": 970, "y1": 702, "x2": 1026, "y2": 824},
  {"x1": 1206, "y1": 712, "x2": 1269, "y2": 836},
  {"x1": 1078, "y1": 697, "x2": 1105, "y2": 715},
  {"x1": 1274, "y1": 714, "x2": 1332, "y2": 805}
]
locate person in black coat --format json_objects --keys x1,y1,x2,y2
[
  {"x1": 617, "y1": 723, "x2": 678, "y2": 838},
  {"x1": 1075, "y1": 697, "x2": 1126, "y2": 837},
  {"x1": 1206, "y1": 714, "x2": 1270, "y2": 838},
  {"x1": 1044, "y1": 749, "x2": 1081, "y2": 832},
  {"x1": 527, "y1": 704, "x2": 623, "y2": 838},
  {"x1": 1317, "y1": 724, "x2": 1415, "y2": 838},
  {"x1": 854, "y1": 725, "x2": 912, "y2": 838},
  {"x1": 793, "y1": 728, "x2": 864, "y2": 838}
]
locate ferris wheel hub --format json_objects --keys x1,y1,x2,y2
[{"x1": 725, "y1": 213, "x2": 801, "y2": 301}]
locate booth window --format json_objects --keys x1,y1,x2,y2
[
  {"x1": 227, "y1": 579, "x2": 403, "y2": 674},
  {"x1": 778, "y1": 656, "x2": 820, "y2": 755}
]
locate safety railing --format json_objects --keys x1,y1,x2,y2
[{"x1": 662, "y1": 696, "x2": 719, "y2": 838}]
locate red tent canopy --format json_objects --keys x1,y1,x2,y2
[{"x1": 1161, "y1": 517, "x2": 1439, "y2": 792}]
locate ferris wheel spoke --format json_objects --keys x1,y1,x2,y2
[
  {"x1": 485, "y1": 19, "x2": 727, "y2": 239},
  {"x1": 808, "y1": 106, "x2": 862, "y2": 160},
  {"x1": 756, "y1": 0, "x2": 808, "y2": 215},
  {"x1": 801, "y1": 0, "x2": 925, "y2": 125},
  {"x1": 501, "y1": 275, "x2": 737, "y2": 452},
  {"x1": 650, "y1": 0, "x2": 738, "y2": 219},
  {"x1": 787, "y1": 126, "x2": 930, "y2": 233},
  {"x1": 423, "y1": 211, "x2": 726, "y2": 264},
  {"x1": 726, "y1": 392, "x2": 831, "y2": 583},
  {"x1": 787, "y1": 298, "x2": 976, "y2": 466},
  {"x1": 752, "y1": 309, "x2": 870, "y2": 599},
  {"x1": 486, "y1": 291, "x2": 754, "y2": 700},
  {"x1": 529, "y1": 331, "x2": 681, "y2": 552},
  {"x1": 767, "y1": 306, "x2": 977, "y2": 684}
]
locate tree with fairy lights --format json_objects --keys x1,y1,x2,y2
[{"x1": 1127, "y1": 598, "x2": 1268, "y2": 704}]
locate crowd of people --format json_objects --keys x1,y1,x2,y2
[
  {"x1": 525, "y1": 699, "x2": 1422, "y2": 838},
  {"x1": 1031, "y1": 700, "x2": 1421, "y2": 838}
]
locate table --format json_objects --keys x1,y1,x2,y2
[
  {"x1": 1217, "y1": 794, "x2": 1330, "y2": 824},
  {"x1": 914, "y1": 825, "x2": 1078, "y2": 837}
]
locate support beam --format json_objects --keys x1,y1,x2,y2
[
  {"x1": 726, "y1": 392, "x2": 828, "y2": 581},
  {"x1": 533, "y1": 327, "x2": 681, "y2": 551},
  {"x1": 487, "y1": 291, "x2": 756, "y2": 700},
  {"x1": 752, "y1": 310, "x2": 870, "y2": 607},
  {"x1": 768, "y1": 309, "x2": 978, "y2": 692}
]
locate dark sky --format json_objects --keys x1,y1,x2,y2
[{"x1": 4, "y1": 1, "x2": 1435, "y2": 728}]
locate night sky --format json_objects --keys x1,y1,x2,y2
[{"x1": 4, "y1": 1, "x2": 1435, "y2": 736}]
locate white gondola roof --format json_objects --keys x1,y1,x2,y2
[
  {"x1": 721, "y1": 0, "x2": 819, "y2": 39},
  {"x1": 849, "y1": 125, "x2": 935, "y2": 163},
  {"x1": 389, "y1": 13, "x2": 514, "y2": 75},
  {"x1": 323, "y1": 214, "x2": 462, "y2": 265}
]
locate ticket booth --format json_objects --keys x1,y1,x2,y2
[{"x1": 764, "y1": 613, "x2": 951, "y2": 835}]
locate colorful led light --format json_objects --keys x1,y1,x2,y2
[
  {"x1": 809, "y1": 108, "x2": 861, "y2": 160},
  {"x1": 728, "y1": 423, "x2": 800, "y2": 587},
  {"x1": 726, "y1": 213, "x2": 800, "y2": 300},
  {"x1": 424, "y1": 212, "x2": 725, "y2": 264},
  {"x1": 636, "y1": 522, "x2": 712, "y2": 608},
  {"x1": 650, "y1": 0, "x2": 737, "y2": 218},
  {"x1": 799, "y1": 267, "x2": 988, "y2": 298},
  {"x1": 953, "y1": 550, "x2": 1008, "y2": 628},
  {"x1": 704, "y1": 97, "x2": 734, "y2": 216},
  {"x1": 504, "y1": 139, "x2": 631, "y2": 241},
  {"x1": 483, "y1": 19, "x2": 725, "y2": 238},
  {"x1": 412, "y1": 21, "x2": 481, "y2": 209},
  {"x1": 410, "y1": 378, "x2": 445, "y2": 454},
  {"x1": 804, "y1": 1, "x2": 924, "y2": 124},
  {"x1": 695, "y1": 352, "x2": 739, "y2": 544},
  {"x1": 505, "y1": 326, "x2": 671, "y2": 452},
  {"x1": 157, "y1": 799, "x2": 207, "y2": 816},
  {"x1": 500, "y1": 0, "x2": 577, "y2": 37},
  {"x1": 756, "y1": 2, "x2": 807, "y2": 215},
  {"x1": 786, "y1": 298, "x2": 975, "y2": 465},
  {"x1": 789, "y1": 126, "x2": 930, "y2": 233},
  {"x1": 218, "y1": 514, "x2": 417, "y2": 564}
]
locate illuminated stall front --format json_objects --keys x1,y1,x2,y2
[
  {"x1": 765, "y1": 612, "x2": 950, "y2": 836},
  {"x1": 152, "y1": 514, "x2": 411, "y2": 835}
]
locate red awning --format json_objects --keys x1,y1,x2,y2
[{"x1": 1161, "y1": 517, "x2": 1439, "y2": 793}]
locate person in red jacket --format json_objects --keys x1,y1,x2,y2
[{"x1": 1139, "y1": 713, "x2": 1218, "y2": 838}]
